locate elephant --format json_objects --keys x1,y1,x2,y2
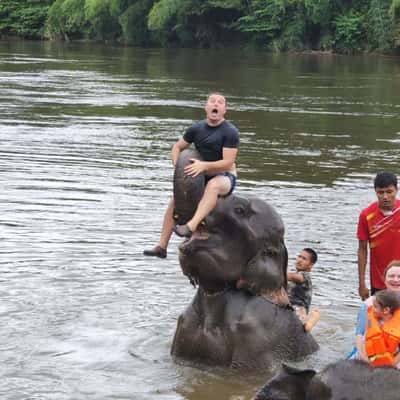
[
  {"x1": 170, "y1": 149, "x2": 319, "y2": 369},
  {"x1": 254, "y1": 359, "x2": 400, "y2": 400}
]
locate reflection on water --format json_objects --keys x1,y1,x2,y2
[{"x1": 1, "y1": 40, "x2": 399, "y2": 399}]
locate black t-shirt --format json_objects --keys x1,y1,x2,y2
[
  {"x1": 183, "y1": 120, "x2": 239, "y2": 162},
  {"x1": 288, "y1": 271, "x2": 313, "y2": 312}
]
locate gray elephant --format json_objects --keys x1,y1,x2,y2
[
  {"x1": 170, "y1": 150, "x2": 318, "y2": 369},
  {"x1": 254, "y1": 359, "x2": 400, "y2": 399}
]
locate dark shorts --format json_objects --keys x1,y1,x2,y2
[
  {"x1": 371, "y1": 286, "x2": 383, "y2": 295},
  {"x1": 205, "y1": 172, "x2": 236, "y2": 198}
]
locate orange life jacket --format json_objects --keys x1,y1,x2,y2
[{"x1": 365, "y1": 305, "x2": 400, "y2": 367}]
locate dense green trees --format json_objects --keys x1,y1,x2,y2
[
  {"x1": 147, "y1": 0, "x2": 247, "y2": 46},
  {"x1": 0, "y1": 0, "x2": 53, "y2": 39},
  {"x1": 0, "y1": 0, "x2": 400, "y2": 53},
  {"x1": 46, "y1": 0, "x2": 154, "y2": 44}
]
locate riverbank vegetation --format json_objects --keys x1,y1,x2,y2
[{"x1": 1, "y1": 0, "x2": 400, "y2": 54}]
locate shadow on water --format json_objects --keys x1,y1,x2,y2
[{"x1": 1, "y1": 40, "x2": 399, "y2": 399}]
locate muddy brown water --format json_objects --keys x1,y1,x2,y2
[{"x1": 1, "y1": 41, "x2": 400, "y2": 399}]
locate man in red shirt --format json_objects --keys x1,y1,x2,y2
[{"x1": 357, "y1": 172, "x2": 400, "y2": 300}]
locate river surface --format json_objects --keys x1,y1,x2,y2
[{"x1": 1, "y1": 40, "x2": 400, "y2": 400}]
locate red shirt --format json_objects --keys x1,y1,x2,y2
[{"x1": 357, "y1": 199, "x2": 400, "y2": 289}]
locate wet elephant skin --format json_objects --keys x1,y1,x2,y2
[
  {"x1": 254, "y1": 360, "x2": 400, "y2": 400},
  {"x1": 171, "y1": 289, "x2": 318, "y2": 369}
]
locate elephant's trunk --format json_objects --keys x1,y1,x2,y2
[{"x1": 173, "y1": 149, "x2": 205, "y2": 225}]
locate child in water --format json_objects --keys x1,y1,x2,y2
[
  {"x1": 287, "y1": 248, "x2": 320, "y2": 332},
  {"x1": 360, "y1": 289, "x2": 400, "y2": 367}
]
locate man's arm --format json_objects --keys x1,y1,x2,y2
[
  {"x1": 184, "y1": 147, "x2": 238, "y2": 177},
  {"x1": 358, "y1": 239, "x2": 369, "y2": 300},
  {"x1": 171, "y1": 138, "x2": 190, "y2": 167},
  {"x1": 287, "y1": 272, "x2": 305, "y2": 283}
]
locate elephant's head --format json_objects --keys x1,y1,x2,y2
[
  {"x1": 254, "y1": 364, "x2": 317, "y2": 400},
  {"x1": 178, "y1": 195, "x2": 288, "y2": 296}
]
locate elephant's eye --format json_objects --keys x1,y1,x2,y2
[
  {"x1": 263, "y1": 248, "x2": 275, "y2": 257},
  {"x1": 234, "y1": 206, "x2": 246, "y2": 216}
]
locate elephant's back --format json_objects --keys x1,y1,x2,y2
[
  {"x1": 173, "y1": 149, "x2": 205, "y2": 225},
  {"x1": 312, "y1": 360, "x2": 400, "y2": 400}
]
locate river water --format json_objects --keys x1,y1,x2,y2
[{"x1": 1, "y1": 40, "x2": 400, "y2": 399}]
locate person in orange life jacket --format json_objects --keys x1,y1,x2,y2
[
  {"x1": 287, "y1": 248, "x2": 320, "y2": 332},
  {"x1": 363, "y1": 289, "x2": 400, "y2": 367},
  {"x1": 143, "y1": 93, "x2": 239, "y2": 259},
  {"x1": 348, "y1": 260, "x2": 400, "y2": 366},
  {"x1": 357, "y1": 172, "x2": 400, "y2": 300}
]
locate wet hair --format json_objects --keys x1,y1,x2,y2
[
  {"x1": 374, "y1": 289, "x2": 400, "y2": 313},
  {"x1": 374, "y1": 172, "x2": 397, "y2": 189},
  {"x1": 207, "y1": 92, "x2": 226, "y2": 104},
  {"x1": 303, "y1": 248, "x2": 318, "y2": 265},
  {"x1": 384, "y1": 260, "x2": 400, "y2": 278}
]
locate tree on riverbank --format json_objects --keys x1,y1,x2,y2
[
  {"x1": 46, "y1": 0, "x2": 155, "y2": 45},
  {"x1": 239, "y1": 0, "x2": 398, "y2": 53},
  {"x1": 1, "y1": 0, "x2": 400, "y2": 54},
  {"x1": 0, "y1": 0, "x2": 53, "y2": 39}
]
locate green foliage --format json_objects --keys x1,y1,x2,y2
[
  {"x1": 333, "y1": 11, "x2": 365, "y2": 53},
  {"x1": 147, "y1": 0, "x2": 192, "y2": 44},
  {"x1": 207, "y1": 0, "x2": 244, "y2": 9},
  {"x1": 280, "y1": 7, "x2": 307, "y2": 50},
  {"x1": 84, "y1": 0, "x2": 121, "y2": 40},
  {"x1": 239, "y1": 0, "x2": 306, "y2": 50},
  {"x1": 46, "y1": 0, "x2": 87, "y2": 39},
  {"x1": 304, "y1": 0, "x2": 331, "y2": 25},
  {"x1": 365, "y1": 0, "x2": 393, "y2": 51},
  {"x1": 46, "y1": 0, "x2": 126, "y2": 40},
  {"x1": 187, "y1": 0, "x2": 248, "y2": 46},
  {"x1": 147, "y1": 0, "x2": 184, "y2": 31},
  {"x1": 390, "y1": 0, "x2": 400, "y2": 47},
  {"x1": 147, "y1": 0, "x2": 247, "y2": 46},
  {"x1": 0, "y1": 0, "x2": 53, "y2": 38},
  {"x1": 1, "y1": 0, "x2": 400, "y2": 52},
  {"x1": 391, "y1": 0, "x2": 400, "y2": 17},
  {"x1": 239, "y1": 0, "x2": 283, "y2": 35},
  {"x1": 119, "y1": 0, "x2": 154, "y2": 45}
]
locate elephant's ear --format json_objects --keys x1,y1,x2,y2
[
  {"x1": 244, "y1": 243, "x2": 288, "y2": 296},
  {"x1": 282, "y1": 363, "x2": 316, "y2": 379},
  {"x1": 254, "y1": 364, "x2": 316, "y2": 400}
]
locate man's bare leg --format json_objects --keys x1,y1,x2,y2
[
  {"x1": 174, "y1": 176, "x2": 231, "y2": 236},
  {"x1": 143, "y1": 198, "x2": 174, "y2": 258}
]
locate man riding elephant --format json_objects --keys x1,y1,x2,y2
[
  {"x1": 143, "y1": 92, "x2": 239, "y2": 258},
  {"x1": 143, "y1": 92, "x2": 318, "y2": 368}
]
